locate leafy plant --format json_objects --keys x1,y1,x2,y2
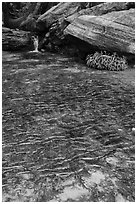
[{"x1": 86, "y1": 51, "x2": 128, "y2": 71}]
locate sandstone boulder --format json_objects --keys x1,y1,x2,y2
[
  {"x1": 2, "y1": 27, "x2": 32, "y2": 51},
  {"x1": 36, "y1": 2, "x2": 81, "y2": 31},
  {"x1": 66, "y1": 2, "x2": 135, "y2": 23},
  {"x1": 64, "y1": 9, "x2": 135, "y2": 54}
]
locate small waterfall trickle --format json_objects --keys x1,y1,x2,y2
[{"x1": 31, "y1": 36, "x2": 39, "y2": 52}]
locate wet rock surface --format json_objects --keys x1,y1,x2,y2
[
  {"x1": 2, "y1": 51, "x2": 135, "y2": 202},
  {"x1": 2, "y1": 27, "x2": 32, "y2": 51}
]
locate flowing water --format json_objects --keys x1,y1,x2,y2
[
  {"x1": 30, "y1": 36, "x2": 39, "y2": 53},
  {"x1": 2, "y1": 51, "x2": 135, "y2": 202}
]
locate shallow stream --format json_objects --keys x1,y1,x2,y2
[{"x1": 2, "y1": 51, "x2": 135, "y2": 202}]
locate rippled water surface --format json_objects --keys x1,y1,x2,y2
[{"x1": 2, "y1": 51, "x2": 135, "y2": 202}]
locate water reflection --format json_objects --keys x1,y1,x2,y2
[{"x1": 2, "y1": 51, "x2": 135, "y2": 202}]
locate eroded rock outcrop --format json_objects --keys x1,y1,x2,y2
[
  {"x1": 36, "y1": 2, "x2": 104, "y2": 31},
  {"x1": 2, "y1": 2, "x2": 135, "y2": 56},
  {"x1": 36, "y1": 2, "x2": 81, "y2": 32},
  {"x1": 66, "y1": 2, "x2": 135, "y2": 23},
  {"x1": 37, "y1": 2, "x2": 135, "y2": 56},
  {"x1": 64, "y1": 9, "x2": 135, "y2": 54},
  {"x1": 2, "y1": 27, "x2": 32, "y2": 51}
]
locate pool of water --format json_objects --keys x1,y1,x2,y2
[{"x1": 2, "y1": 51, "x2": 135, "y2": 202}]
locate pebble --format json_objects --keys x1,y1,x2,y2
[{"x1": 20, "y1": 173, "x2": 34, "y2": 180}]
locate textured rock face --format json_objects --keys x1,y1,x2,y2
[
  {"x1": 36, "y1": 2, "x2": 104, "y2": 31},
  {"x1": 36, "y1": 2, "x2": 81, "y2": 31},
  {"x1": 64, "y1": 9, "x2": 135, "y2": 54},
  {"x1": 102, "y1": 9, "x2": 135, "y2": 29},
  {"x1": 2, "y1": 27, "x2": 32, "y2": 51},
  {"x1": 35, "y1": 2, "x2": 135, "y2": 55},
  {"x1": 66, "y1": 2, "x2": 135, "y2": 23}
]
